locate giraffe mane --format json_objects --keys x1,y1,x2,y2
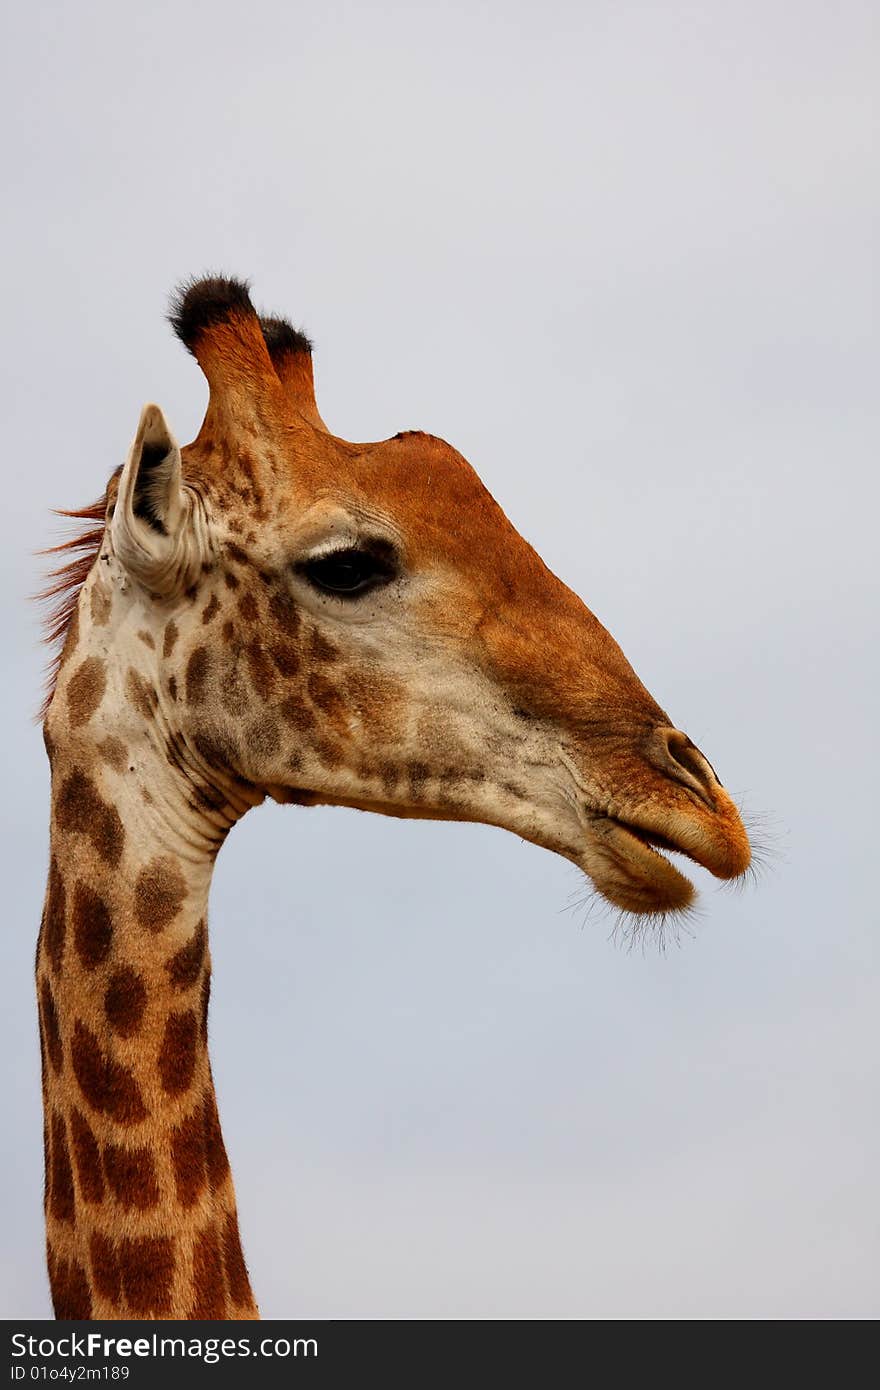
[{"x1": 36, "y1": 491, "x2": 110, "y2": 722}]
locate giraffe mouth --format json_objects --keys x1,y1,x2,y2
[
  {"x1": 580, "y1": 792, "x2": 750, "y2": 915},
  {"x1": 581, "y1": 812, "x2": 703, "y2": 915}
]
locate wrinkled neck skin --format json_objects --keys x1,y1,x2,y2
[{"x1": 38, "y1": 572, "x2": 262, "y2": 1321}]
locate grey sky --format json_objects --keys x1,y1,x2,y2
[{"x1": 2, "y1": 0, "x2": 878, "y2": 1317}]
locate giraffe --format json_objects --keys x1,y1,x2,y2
[{"x1": 36, "y1": 275, "x2": 751, "y2": 1320}]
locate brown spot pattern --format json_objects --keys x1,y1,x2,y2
[
  {"x1": 158, "y1": 1010, "x2": 198, "y2": 1095},
  {"x1": 186, "y1": 647, "x2": 210, "y2": 703},
  {"x1": 223, "y1": 1212, "x2": 252, "y2": 1306},
  {"x1": 66, "y1": 657, "x2": 106, "y2": 726},
  {"x1": 279, "y1": 697, "x2": 315, "y2": 733},
  {"x1": 238, "y1": 592, "x2": 258, "y2": 622},
  {"x1": 190, "y1": 1223, "x2": 226, "y2": 1318},
  {"x1": 170, "y1": 1108, "x2": 207, "y2": 1207},
  {"x1": 309, "y1": 630, "x2": 339, "y2": 664},
  {"x1": 314, "y1": 738, "x2": 344, "y2": 770},
  {"x1": 166, "y1": 920, "x2": 206, "y2": 991},
  {"x1": 71, "y1": 1021, "x2": 148, "y2": 1123},
  {"x1": 407, "y1": 761, "x2": 431, "y2": 796},
  {"x1": 126, "y1": 669, "x2": 158, "y2": 720},
  {"x1": 98, "y1": 736, "x2": 127, "y2": 771},
  {"x1": 193, "y1": 729, "x2": 239, "y2": 771},
  {"x1": 378, "y1": 761, "x2": 399, "y2": 794},
  {"x1": 90, "y1": 582, "x2": 112, "y2": 627},
  {"x1": 270, "y1": 641, "x2": 300, "y2": 677},
  {"x1": 56, "y1": 770, "x2": 125, "y2": 867},
  {"x1": 163, "y1": 620, "x2": 179, "y2": 658},
  {"x1": 247, "y1": 717, "x2": 281, "y2": 761},
  {"x1": 104, "y1": 967, "x2": 147, "y2": 1036},
  {"x1": 42, "y1": 859, "x2": 66, "y2": 974},
  {"x1": 203, "y1": 1090, "x2": 229, "y2": 1189},
  {"x1": 269, "y1": 591, "x2": 300, "y2": 637},
  {"x1": 103, "y1": 1143, "x2": 160, "y2": 1209},
  {"x1": 89, "y1": 1232, "x2": 120, "y2": 1301},
  {"x1": 202, "y1": 593, "x2": 220, "y2": 625},
  {"x1": 200, "y1": 973, "x2": 211, "y2": 1041},
  {"x1": 134, "y1": 857, "x2": 187, "y2": 932},
  {"x1": 70, "y1": 1109, "x2": 104, "y2": 1203},
  {"x1": 50, "y1": 1253, "x2": 92, "y2": 1319},
  {"x1": 72, "y1": 882, "x2": 112, "y2": 968},
  {"x1": 307, "y1": 672, "x2": 345, "y2": 721},
  {"x1": 40, "y1": 977, "x2": 63, "y2": 1074},
  {"x1": 246, "y1": 641, "x2": 275, "y2": 700},
  {"x1": 49, "y1": 1112, "x2": 75, "y2": 1222},
  {"x1": 118, "y1": 1236, "x2": 174, "y2": 1315}
]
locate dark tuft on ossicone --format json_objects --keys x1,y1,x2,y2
[
  {"x1": 169, "y1": 276, "x2": 255, "y2": 354},
  {"x1": 259, "y1": 316, "x2": 313, "y2": 360}
]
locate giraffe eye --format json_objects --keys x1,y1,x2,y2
[{"x1": 301, "y1": 547, "x2": 396, "y2": 597}]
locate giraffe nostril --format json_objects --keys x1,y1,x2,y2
[
  {"x1": 645, "y1": 727, "x2": 723, "y2": 804},
  {"x1": 670, "y1": 732, "x2": 721, "y2": 787}
]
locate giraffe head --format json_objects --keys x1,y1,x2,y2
[{"x1": 54, "y1": 275, "x2": 750, "y2": 917}]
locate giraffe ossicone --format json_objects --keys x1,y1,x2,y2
[{"x1": 37, "y1": 275, "x2": 751, "y2": 1319}]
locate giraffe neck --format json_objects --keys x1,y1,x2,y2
[{"x1": 38, "y1": 689, "x2": 261, "y2": 1320}]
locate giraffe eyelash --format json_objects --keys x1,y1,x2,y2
[{"x1": 296, "y1": 543, "x2": 399, "y2": 598}]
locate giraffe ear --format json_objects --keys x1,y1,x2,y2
[{"x1": 111, "y1": 403, "x2": 199, "y2": 594}]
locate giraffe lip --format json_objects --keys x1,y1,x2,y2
[
  {"x1": 598, "y1": 799, "x2": 752, "y2": 882},
  {"x1": 593, "y1": 810, "x2": 697, "y2": 863},
  {"x1": 612, "y1": 819, "x2": 684, "y2": 857},
  {"x1": 581, "y1": 811, "x2": 697, "y2": 914}
]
